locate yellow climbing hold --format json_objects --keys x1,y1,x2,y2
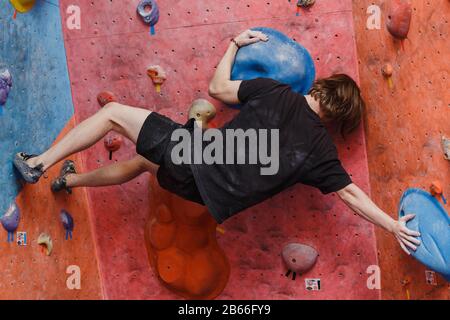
[
  {"x1": 216, "y1": 226, "x2": 225, "y2": 234},
  {"x1": 37, "y1": 233, "x2": 53, "y2": 256},
  {"x1": 10, "y1": 0, "x2": 36, "y2": 13}
]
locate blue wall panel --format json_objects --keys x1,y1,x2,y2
[{"x1": 0, "y1": 0, "x2": 73, "y2": 215}]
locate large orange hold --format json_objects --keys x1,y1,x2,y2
[
  {"x1": 145, "y1": 176, "x2": 230, "y2": 300},
  {"x1": 386, "y1": 0, "x2": 412, "y2": 40}
]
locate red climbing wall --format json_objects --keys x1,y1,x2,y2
[
  {"x1": 60, "y1": 0, "x2": 379, "y2": 299},
  {"x1": 352, "y1": 0, "x2": 449, "y2": 299},
  {"x1": 0, "y1": 119, "x2": 103, "y2": 299}
]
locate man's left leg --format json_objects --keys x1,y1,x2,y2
[{"x1": 53, "y1": 155, "x2": 158, "y2": 193}]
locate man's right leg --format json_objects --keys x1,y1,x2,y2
[{"x1": 26, "y1": 102, "x2": 151, "y2": 172}]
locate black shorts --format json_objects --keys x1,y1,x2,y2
[{"x1": 136, "y1": 112, "x2": 204, "y2": 205}]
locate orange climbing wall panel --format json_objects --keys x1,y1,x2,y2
[
  {"x1": 0, "y1": 119, "x2": 102, "y2": 299},
  {"x1": 60, "y1": 0, "x2": 379, "y2": 299},
  {"x1": 352, "y1": 0, "x2": 449, "y2": 299}
]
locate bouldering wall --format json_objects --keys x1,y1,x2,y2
[
  {"x1": 0, "y1": 1, "x2": 102, "y2": 299},
  {"x1": 352, "y1": 0, "x2": 449, "y2": 299},
  {"x1": 59, "y1": 0, "x2": 378, "y2": 299},
  {"x1": 8, "y1": 0, "x2": 446, "y2": 301}
]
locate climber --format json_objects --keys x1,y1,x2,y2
[
  {"x1": 13, "y1": 30, "x2": 420, "y2": 255},
  {"x1": 205, "y1": 30, "x2": 420, "y2": 255}
]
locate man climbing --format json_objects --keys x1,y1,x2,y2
[{"x1": 13, "y1": 30, "x2": 420, "y2": 255}]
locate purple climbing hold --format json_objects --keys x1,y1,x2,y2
[
  {"x1": 0, "y1": 68, "x2": 12, "y2": 106},
  {"x1": 60, "y1": 209, "x2": 74, "y2": 240},
  {"x1": 282, "y1": 243, "x2": 318, "y2": 280},
  {"x1": 1, "y1": 202, "x2": 20, "y2": 242}
]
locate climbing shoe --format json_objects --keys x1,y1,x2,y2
[
  {"x1": 51, "y1": 160, "x2": 76, "y2": 194},
  {"x1": 13, "y1": 152, "x2": 44, "y2": 184},
  {"x1": 97, "y1": 91, "x2": 117, "y2": 107}
]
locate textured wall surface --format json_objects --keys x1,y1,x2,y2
[
  {"x1": 352, "y1": 0, "x2": 449, "y2": 299},
  {"x1": 0, "y1": 0, "x2": 73, "y2": 214},
  {"x1": 0, "y1": 1, "x2": 102, "y2": 299},
  {"x1": 59, "y1": 0, "x2": 378, "y2": 299},
  {"x1": 5, "y1": 0, "x2": 444, "y2": 300},
  {"x1": 0, "y1": 120, "x2": 103, "y2": 299}
]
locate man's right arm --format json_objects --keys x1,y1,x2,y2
[
  {"x1": 208, "y1": 30, "x2": 269, "y2": 104},
  {"x1": 337, "y1": 183, "x2": 421, "y2": 255},
  {"x1": 208, "y1": 42, "x2": 242, "y2": 104}
]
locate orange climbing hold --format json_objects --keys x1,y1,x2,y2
[
  {"x1": 430, "y1": 181, "x2": 446, "y2": 204},
  {"x1": 381, "y1": 63, "x2": 394, "y2": 89},
  {"x1": 147, "y1": 65, "x2": 166, "y2": 93},
  {"x1": 145, "y1": 176, "x2": 230, "y2": 300},
  {"x1": 10, "y1": 0, "x2": 36, "y2": 13}
]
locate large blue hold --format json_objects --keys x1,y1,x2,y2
[
  {"x1": 398, "y1": 188, "x2": 450, "y2": 281},
  {"x1": 230, "y1": 27, "x2": 316, "y2": 108}
]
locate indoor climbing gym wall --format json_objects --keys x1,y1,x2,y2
[
  {"x1": 58, "y1": 0, "x2": 377, "y2": 300},
  {"x1": 0, "y1": 0, "x2": 447, "y2": 301},
  {"x1": 0, "y1": 0, "x2": 102, "y2": 299},
  {"x1": 352, "y1": 0, "x2": 449, "y2": 299}
]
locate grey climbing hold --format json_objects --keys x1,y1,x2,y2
[
  {"x1": 188, "y1": 99, "x2": 216, "y2": 127},
  {"x1": 442, "y1": 136, "x2": 450, "y2": 161},
  {"x1": 137, "y1": 0, "x2": 160, "y2": 25},
  {"x1": 297, "y1": 0, "x2": 316, "y2": 8},
  {"x1": 0, "y1": 68, "x2": 13, "y2": 106},
  {"x1": 282, "y1": 243, "x2": 318, "y2": 280}
]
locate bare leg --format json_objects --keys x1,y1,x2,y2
[
  {"x1": 66, "y1": 156, "x2": 158, "y2": 188},
  {"x1": 27, "y1": 102, "x2": 151, "y2": 171}
]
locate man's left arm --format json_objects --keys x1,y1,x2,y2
[
  {"x1": 337, "y1": 183, "x2": 421, "y2": 255},
  {"x1": 208, "y1": 30, "x2": 268, "y2": 104}
]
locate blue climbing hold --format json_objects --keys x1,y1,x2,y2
[
  {"x1": 60, "y1": 209, "x2": 74, "y2": 240},
  {"x1": 1, "y1": 202, "x2": 20, "y2": 242},
  {"x1": 137, "y1": 0, "x2": 159, "y2": 30},
  {"x1": 398, "y1": 188, "x2": 450, "y2": 281},
  {"x1": 230, "y1": 27, "x2": 316, "y2": 108}
]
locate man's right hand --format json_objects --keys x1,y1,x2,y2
[
  {"x1": 391, "y1": 214, "x2": 421, "y2": 255},
  {"x1": 234, "y1": 30, "x2": 269, "y2": 48}
]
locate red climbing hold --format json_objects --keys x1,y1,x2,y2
[
  {"x1": 104, "y1": 134, "x2": 123, "y2": 160},
  {"x1": 97, "y1": 91, "x2": 117, "y2": 108},
  {"x1": 386, "y1": 0, "x2": 412, "y2": 40}
]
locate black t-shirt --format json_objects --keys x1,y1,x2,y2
[{"x1": 190, "y1": 78, "x2": 352, "y2": 223}]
